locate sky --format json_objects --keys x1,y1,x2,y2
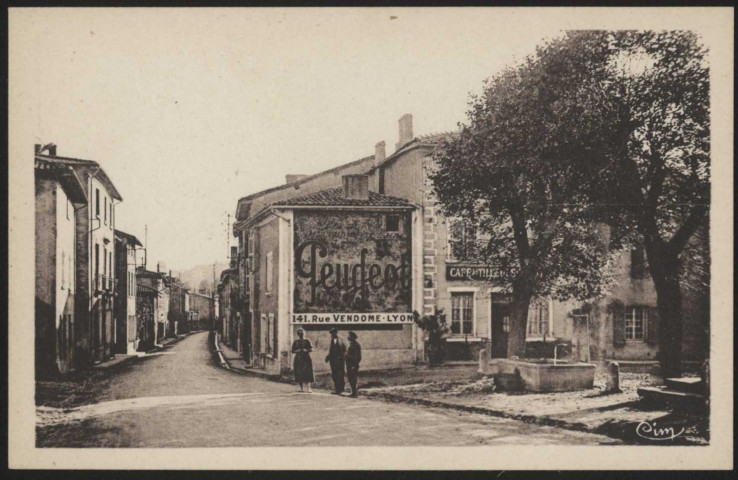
[{"x1": 11, "y1": 7, "x2": 723, "y2": 273}]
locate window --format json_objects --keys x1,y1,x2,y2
[
  {"x1": 447, "y1": 218, "x2": 477, "y2": 261},
  {"x1": 66, "y1": 198, "x2": 70, "y2": 220},
  {"x1": 95, "y1": 189, "x2": 100, "y2": 218},
  {"x1": 104, "y1": 197, "x2": 108, "y2": 224},
  {"x1": 527, "y1": 299, "x2": 550, "y2": 337},
  {"x1": 61, "y1": 251, "x2": 66, "y2": 289},
  {"x1": 68, "y1": 252, "x2": 73, "y2": 292},
  {"x1": 265, "y1": 251, "x2": 273, "y2": 293},
  {"x1": 630, "y1": 246, "x2": 646, "y2": 279},
  {"x1": 386, "y1": 215, "x2": 400, "y2": 232},
  {"x1": 94, "y1": 243, "x2": 100, "y2": 279},
  {"x1": 450, "y1": 292, "x2": 474, "y2": 335},
  {"x1": 625, "y1": 306, "x2": 647, "y2": 341},
  {"x1": 502, "y1": 314, "x2": 511, "y2": 333}
]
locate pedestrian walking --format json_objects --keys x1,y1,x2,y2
[
  {"x1": 324, "y1": 327, "x2": 347, "y2": 394},
  {"x1": 291, "y1": 328, "x2": 314, "y2": 393},
  {"x1": 346, "y1": 331, "x2": 362, "y2": 398}
]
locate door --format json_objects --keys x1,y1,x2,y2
[
  {"x1": 490, "y1": 302, "x2": 510, "y2": 358},
  {"x1": 242, "y1": 307, "x2": 251, "y2": 363}
]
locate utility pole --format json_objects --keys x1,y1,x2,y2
[{"x1": 144, "y1": 224, "x2": 148, "y2": 269}]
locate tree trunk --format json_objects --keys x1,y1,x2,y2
[
  {"x1": 646, "y1": 242, "x2": 684, "y2": 378},
  {"x1": 507, "y1": 279, "x2": 533, "y2": 358}
]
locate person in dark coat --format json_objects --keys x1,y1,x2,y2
[
  {"x1": 291, "y1": 328, "x2": 314, "y2": 393},
  {"x1": 324, "y1": 327, "x2": 347, "y2": 394},
  {"x1": 346, "y1": 331, "x2": 362, "y2": 398}
]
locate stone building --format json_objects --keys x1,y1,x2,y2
[
  {"x1": 135, "y1": 283, "x2": 157, "y2": 352},
  {"x1": 136, "y1": 267, "x2": 170, "y2": 345},
  {"x1": 189, "y1": 290, "x2": 216, "y2": 331},
  {"x1": 219, "y1": 248, "x2": 240, "y2": 352},
  {"x1": 114, "y1": 230, "x2": 143, "y2": 355},
  {"x1": 34, "y1": 147, "x2": 88, "y2": 377},
  {"x1": 231, "y1": 114, "x2": 709, "y2": 372},
  {"x1": 35, "y1": 145, "x2": 123, "y2": 367},
  {"x1": 234, "y1": 175, "x2": 419, "y2": 375},
  {"x1": 168, "y1": 276, "x2": 189, "y2": 335}
]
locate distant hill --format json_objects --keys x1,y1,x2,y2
[{"x1": 177, "y1": 262, "x2": 229, "y2": 293}]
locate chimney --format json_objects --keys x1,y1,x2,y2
[
  {"x1": 230, "y1": 246, "x2": 238, "y2": 269},
  {"x1": 285, "y1": 174, "x2": 308, "y2": 185},
  {"x1": 34, "y1": 143, "x2": 57, "y2": 155},
  {"x1": 374, "y1": 141, "x2": 386, "y2": 168},
  {"x1": 395, "y1": 114, "x2": 413, "y2": 150},
  {"x1": 342, "y1": 174, "x2": 369, "y2": 201}
]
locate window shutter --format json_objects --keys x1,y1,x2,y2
[
  {"x1": 646, "y1": 306, "x2": 659, "y2": 345},
  {"x1": 613, "y1": 311, "x2": 626, "y2": 346}
]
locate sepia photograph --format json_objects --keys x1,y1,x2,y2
[{"x1": 7, "y1": 5, "x2": 733, "y2": 471}]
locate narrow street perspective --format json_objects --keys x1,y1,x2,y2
[
  {"x1": 15, "y1": 8, "x2": 730, "y2": 470},
  {"x1": 36, "y1": 331, "x2": 621, "y2": 447}
]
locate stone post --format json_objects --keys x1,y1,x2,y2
[
  {"x1": 605, "y1": 361, "x2": 621, "y2": 393},
  {"x1": 478, "y1": 349, "x2": 489, "y2": 374}
]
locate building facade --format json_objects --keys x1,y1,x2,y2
[
  {"x1": 114, "y1": 230, "x2": 143, "y2": 355},
  {"x1": 136, "y1": 267, "x2": 170, "y2": 345},
  {"x1": 34, "y1": 148, "x2": 88, "y2": 377},
  {"x1": 189, "y1": 290, "x2": 216, "y2": 331},
  {"x1": 219, "y1": 250, "x2": 240, "y2": 353},
  {"x1": 231, "y1": 114, "x2": 709, "y2": 372},
  {"x1": 135, "y1": 283, "x2": 157, "y2": 352},
  {"x1": 35, "y1": 146, "x2": 123, "y2": 368},
  {"x1": 234, "y1": 174, "x2": 421, "y2": 375},
  {"x1": 168, "y1": 277, "x2": 189, "y2": 335}
]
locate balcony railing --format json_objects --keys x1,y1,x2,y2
[{"x1": 95, "y1": 274, "x2": 117, "y2": 295}]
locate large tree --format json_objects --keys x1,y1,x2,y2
[
  {"x1": 571, "y1": 30, "x2": 710, "y2": 378},
  {"x1": 430, "y1": 39, "x2": 619, "y2": 358},
  {"x1": 433, "y1": 31, "x2": 710, "y2": 375}
]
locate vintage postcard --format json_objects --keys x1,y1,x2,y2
[{"x1": 8, "y1": 6, "x2": 733, "y2": 470}]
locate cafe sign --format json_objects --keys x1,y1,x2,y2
[
  {"x1": 446, "y1": 265, "x2": 508, "y2": 281},
  {"x1": 291, "y1": 313, "x2": 414, "y2": 324}
]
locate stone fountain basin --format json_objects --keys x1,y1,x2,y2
[{"x1": 488, "y1": 358, "x2": 596, "y2": 392}]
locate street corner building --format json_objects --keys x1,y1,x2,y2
[
  {"x1": 224, "y1": 114, "x2": 710, "y2": 376},
  {"x1": 232, "y1": 174, "x2": 421, "y2": 375},
  {"x1": 34, "y1": 144, "x2": 123, "y2": 377}
]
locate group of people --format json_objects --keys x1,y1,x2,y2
[{"x1": 290, "y1": 327, "x2": 362, "y2": 397}]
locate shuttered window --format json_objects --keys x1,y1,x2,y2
[{"x1": 624, "y1": 306, "x2": 647, "y2": 341}]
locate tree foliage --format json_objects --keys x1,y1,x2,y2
[{"x1": 431, "y1": 30, "x2": 710, "y2": 374}]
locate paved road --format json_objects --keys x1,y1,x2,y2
[{"x1": 36, "y1": 331, "x2": 621, "y2": 447}]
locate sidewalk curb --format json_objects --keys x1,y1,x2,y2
[
  {"x1": 211, "y1": 333, "x2": 288, "y2": 383},
  {"x1": 362, "y1": 391, "x2": 704, "y2": 445}
]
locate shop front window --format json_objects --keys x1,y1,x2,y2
[
  {"x1": 527, "y1": 299, "x2": 550, "y2": 337},
  {"x1": 450, "y1": 292, "x2": 474, "y2": 335}
]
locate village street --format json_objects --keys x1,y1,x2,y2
[{"x1": 36, "y1": 331, "x2": 621, "y2": 447}]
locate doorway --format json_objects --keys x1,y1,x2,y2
[{"x1": 490, "y1": 302, "x2": 510, "y2": 358}]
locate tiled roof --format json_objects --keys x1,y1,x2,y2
[
  {"x1": 272, "y1": 186, "x2": 414, "y2": 208},
  {"x1": 416, "y1": 131, "x2": 457, "y2": 144},
  {"x1": 35, "y1": 153, "x2": 123, "y2": 201},
  {"x1": 368, "y1": 131, "x2": 458, "y2": 173},
  {"x1": 237, "y1": 154, "x2": 375, "y2": 204},
  {"x1": 136, "y1": 268, "x2": 163, "y2": 279},
  {"x1": 114, "y1": 229, "x2": 143, "y2": 247},
  {"x1": 35, "y1": 156, "x2": 88, "y2": 204}
]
